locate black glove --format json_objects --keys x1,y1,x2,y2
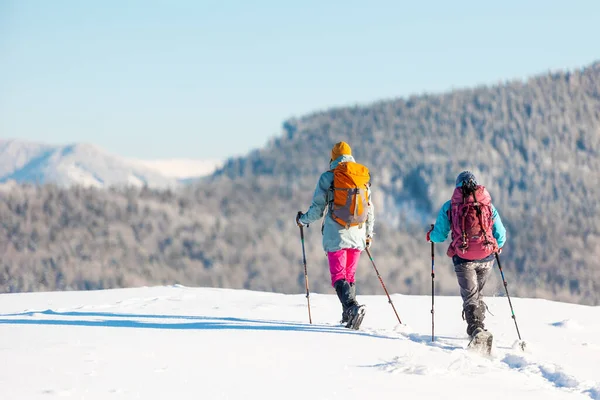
[
  {"x1": 366, "y1": 236, "x2": 372, "y2": 249},
  {"x1": 296, "y1": 211, "x2": 308, "y2": 228}
]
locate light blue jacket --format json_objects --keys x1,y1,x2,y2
[
  {"x1": 430, "y1": 200, "x2": 507, "y2": 248},
  {"x1": 299, "y1": 155, "x2": 375, "y2": 252}
]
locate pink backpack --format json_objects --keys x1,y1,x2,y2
[{"x1": 447, "y1": 185, "x2": 499, "y2": 260}]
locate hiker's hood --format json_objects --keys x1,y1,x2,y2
[{"x1": 330, "y1": 154, "x2": 356, "y2": 169}]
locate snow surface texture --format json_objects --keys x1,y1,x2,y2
[
  {"x1": 0, "y1": 139, "x2": 221, "y2": 188},
  {"x1": 0, "y1": 286, "x2": 599, "y2": 400}
]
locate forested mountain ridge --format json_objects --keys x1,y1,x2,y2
[
  {"x1": 212, "y1": 62, "x2": 600, "y2": 304},
  {"x1": 1, "y1": 62, "x2": 599, "y2": 305}
]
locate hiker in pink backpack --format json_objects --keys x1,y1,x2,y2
[{"x1": 427, "y1": 171, "x2": 507, "y2": 339}]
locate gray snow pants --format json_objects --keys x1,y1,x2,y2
[{"x1": 454, "y1": 259, "x2": 494, "y2": 332}]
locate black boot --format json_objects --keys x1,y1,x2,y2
[
  {"x1": 349, "y1": 282, "x2": 356, "y2": 304},
  {"x1": 464, "y1": 302, "x2": 486, "y2": 337},
  {"x1": 334, "y1": 280, "x2": 358, "y2": 323},
  {"x1": 343, "y1": 282, "x2": 360, "y2": 323}
]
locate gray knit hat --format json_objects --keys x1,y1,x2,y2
[{"x1": 455, "y1": 171, "x2": 477, "y2": 187}]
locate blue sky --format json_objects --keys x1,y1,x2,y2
[{"x1": 1, "y1": 0, "x2": 598, "y2": 160}]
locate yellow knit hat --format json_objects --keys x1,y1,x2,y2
[{"x1": 331, "y1": 141, "x2": 352, "y2": 161}]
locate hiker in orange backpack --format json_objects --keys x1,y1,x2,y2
[
  {"x1": 427, "y1": 171, "x2": 507, "y2": 339},
  {"x1": 296, "y1": 141, "x2": 375, "y2": 329}
]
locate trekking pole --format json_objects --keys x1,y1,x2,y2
[
  {"x1": 365, "y1": 248, "x2": 402, "y2": 325},
  {"x1": 430, "y1": 224, "x2": 435, "y2": 342},
  {"x1": 495, "y1": 252, "x2": 525, "y2": 349},
  {"x1": 299, "y1": 223, "x2": 312, "y2": 324}
]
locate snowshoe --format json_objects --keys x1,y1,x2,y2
[
  {"x1": 467, "y1": 327, "x2": 493, "y2": 355},
  {"x1": 345, "y1": 305, "x2": 366, "y2": 330}
]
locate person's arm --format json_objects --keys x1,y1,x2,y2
[
  {"x1": 491, "y1": 205, "x2": 507, "y2": 248},
  {"x1": 429, "y1": 201, "x2": 451, "y2": 243},
  {"x1": 299, "y1": 172, "x2": 331, "y2": 225},
  {"x1": 365, "y1": 184, "x2": 374, "y2": 238}
]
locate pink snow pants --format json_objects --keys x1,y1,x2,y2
[{"x1": 327, "y1": 248, "x2": 362, "y2": 287}]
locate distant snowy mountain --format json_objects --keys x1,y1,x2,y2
[
  {"x1": 0, "y1": 139, "x2": 220, "y2": 188},
  {"x1": 132, "y1": 158, "x2": 223, "y2": 180}
]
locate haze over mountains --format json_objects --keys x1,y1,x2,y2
[
  {"x1": 1, "y1": 62, "x2": 599, "y2": 306},
  {"x1": 0, "y1": 139, "x2": 222, "y2": 188}
]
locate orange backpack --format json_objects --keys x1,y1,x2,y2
[{"x1": 330, "y1": 161, "x2": 370, "y2": 228}]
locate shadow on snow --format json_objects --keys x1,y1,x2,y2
[
  {"x1": 0, "y1": 309, "x2": 398, "y2": 340},
  {"x1": 0, "y1": 310, "x2": 477, "y2": 351}
]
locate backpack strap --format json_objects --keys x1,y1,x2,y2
[
  {"x1": 321, "y1": 203, "x2": 328, "y2": 235},
  {"x1": 459, "y1": 190, "x2": 471, "y2": 250},
  {"x1": 459, "y1": 178, "x2": 479, "y2": 248},
  {"x1": 470, "y1": 188, "x2": 494, "y2": 248},
  {"x1": 323, "y1": 170, "x2": 335, "y2": 235}
]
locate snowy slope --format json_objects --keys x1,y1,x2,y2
[
  {"x1": 0, "y1": 139, "x2": 220, "y2": 188},
  {"x1": 132, "y1": 158, "x2": 223, "y2": 179},
  {"x1": 0, "y1": 286, "x2": 599, "y2": 400},
  {"x1": 0, "y1": 139, "x2": 54, "y2": 178}
]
